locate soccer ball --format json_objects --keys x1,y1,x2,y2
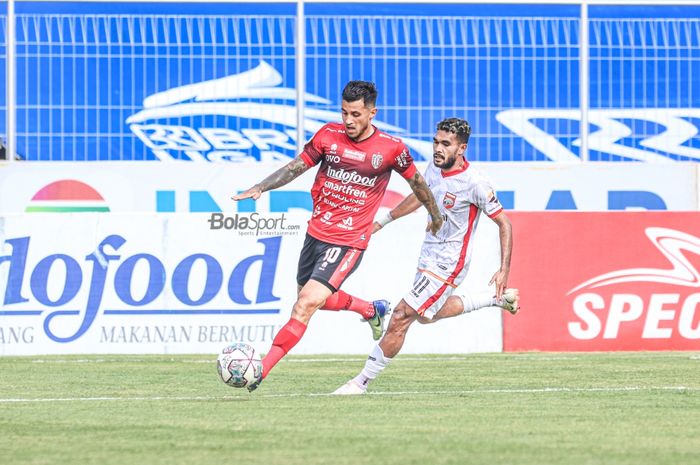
[{"x1": 216, "y1": 343, "x2": 263, "y2": 389}]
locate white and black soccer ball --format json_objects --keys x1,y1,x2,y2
[{"x1": 216, "y1": 343, "x2": 263, "y2": 388}]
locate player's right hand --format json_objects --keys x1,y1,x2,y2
[
  {"x1": 426, "y1": 216, "x2": 443, "y2": 235},
  {"x1": 232, "y1": 186, "x2": 262, "y2": 201}
]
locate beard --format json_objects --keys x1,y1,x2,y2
[{"x1": 433, "y1": 153, "x2": 457, "y2": 169}]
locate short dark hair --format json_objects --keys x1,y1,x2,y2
[
  {"x1": 437, "y1": 117, "x2": 471, "y2": 145},
  {"x1": 342, "y1": 81, "x2": 378, "y2": 108}
]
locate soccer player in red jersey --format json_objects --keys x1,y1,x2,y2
[{"x1": 232, "y1": 81, "x2": 443, "y2": 391}]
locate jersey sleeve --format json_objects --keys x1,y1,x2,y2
[
  {"x1": 423, "y1": 161, "x2": 438, "y2": 183},
  {"x1": 474, "y1": 182, "x2": 504, "y2": 218},
  {"x1": 392, "y1": 144, "x2": 417, "y2": 179},
  {"x1": 300, "y1": 125, "x2": 327, "y2": 167},
  {"x1": 421, "y1": 162, "x2": 439, "y2": 191}
]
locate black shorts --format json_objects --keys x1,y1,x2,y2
[{"x1": 296, "y1": 234, "x2": 365, "y2": 293}]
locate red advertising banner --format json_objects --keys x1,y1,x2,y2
[{"x1": 504, "y1": 212, "x2": 700, "y2": 351}]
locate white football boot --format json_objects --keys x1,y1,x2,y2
[
  {"x1": 496, "y1": 288, "x2": 520, "y2": 315},
  {"x1": 332, "y1": 379, "x2": 367, "y2": 395}
]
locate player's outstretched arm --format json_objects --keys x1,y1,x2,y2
[
  {"x1": 391, "y1": 193, "x2": 422, "y2": 219},
  {"x1": 406, "y1": 171, "x2": 443, "y2": 235},
  {"x1": 488, "y1": 212, "x2": 513, "y2": 298},
  {"x1": 373, "y1": 193, "x2": 422, "y2": 232},
  {"x1": 232, "y1": 156, "x2": 310, "y2": 201}
]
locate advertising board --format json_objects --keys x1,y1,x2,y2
[{"x1": 504, "y1": 212, "x2": 700, "y2": 351}]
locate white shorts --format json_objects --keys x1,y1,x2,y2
[{"x1": 403, "y1": 270, "x2": 458, "y2": 320}]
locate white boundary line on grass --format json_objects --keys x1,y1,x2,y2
[
  {"x1": 26, "y1": 354, "x2": 700, "y2": 364},
  {"x1": 27, "y1": 356, "x2": 550, "y2": 364},
  {"x1": 0, "y1": 386, "x2": 695, "y2": 403}
]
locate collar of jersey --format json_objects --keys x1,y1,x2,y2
[
  {"x1": 441, "y1": 159, "x2": 469, "y2": 178},
  {"x1": 346, "y1": 124, "x2": 378, "y2": 144}
]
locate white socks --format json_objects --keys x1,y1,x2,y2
[
  {"x1": 348, "y1": 294, "x2": 499, "y2": 390},
  {"x1": 353, "y1": 344, "x2": 392, "y2": 389},
  {"x1": 458, "y1": 292, "x2": 497, "y2": 313}
]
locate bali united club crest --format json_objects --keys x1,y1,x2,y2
[
  {"x1": 371, "y1": 153, "x2": 383, "y2": 169},
  {"x1": 443, "y1": 192, "x2": 457, "y2": 209}
]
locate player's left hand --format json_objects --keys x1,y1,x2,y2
[
  {"x1": 489, "y1": 268, "x2": 509, "y2": 299},
  {"x1": 372, "y1": 222, "x2": 383, "y2": 234}
]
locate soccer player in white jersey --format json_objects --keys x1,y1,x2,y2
[{"x1": 333, "y1": 117, "x2": 520, "y2": 395}]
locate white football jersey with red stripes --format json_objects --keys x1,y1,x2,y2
[{"x1": 417, "y1": 160, "x2": 503, "y2": 285}]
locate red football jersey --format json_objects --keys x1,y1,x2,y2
[{"x1": 300, "y1": 122, "x2": 417, "y2": 249}]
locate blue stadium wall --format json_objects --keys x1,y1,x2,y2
[{"x1": 0, "y1": 2, "x2": 699, "y2": 163}]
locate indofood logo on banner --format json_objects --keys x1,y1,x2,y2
[
  {"x1": 126, "y1": 60, "x2": 433, "y2": 163},
  {"x1": 0, "y1": 226, "x2": 285, "y2": 352}
]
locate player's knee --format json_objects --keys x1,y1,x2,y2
[
  {"x1": 294, "y1": 296, "x2": 320, "y2": 311},
  {"x1": 292, "y1": 294, "x2": 323, "y2": 320},
  {"x1": 392, "y1": 303, "x2": 418, "y2": 326}
]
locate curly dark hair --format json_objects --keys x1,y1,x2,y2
[
  {"x1": 436, "y1": 117, "x2": 471, "y2": 145},
  {"x1": 342, "y1": 81, "x2": 378, "y2": 108}
]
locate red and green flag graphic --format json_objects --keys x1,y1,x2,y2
[{"x1": 25, "y1": 180, "x2": 110, "y2": 212}]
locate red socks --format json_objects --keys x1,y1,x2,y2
[
  {"x1": 261, "y1": 318, "x2": 307, "y2": 379},
  {"x1": 322, "y1": 290, "x2": 375, "y2": 319},
  {"x1": 261, "y1": 293, "x2": 376, "y2": 379}
]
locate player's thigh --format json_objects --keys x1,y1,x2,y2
[
  {"x1": 403, "y1": 271, "x2": 456, "y2": 321},
  {"x1": 298, "y1": 238, "x2": 364, "y2": 293},
  {"x1": 296, "y1": 234, "x2": 321, "y2": 287}
]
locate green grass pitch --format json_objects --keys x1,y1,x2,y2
[{"x1": 2, "y1": 352, "x2": 699, "y2": 465}]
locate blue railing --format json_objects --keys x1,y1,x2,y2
[{"x1": 1, "y1": 2, "x2": 699, "y2": 162}]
